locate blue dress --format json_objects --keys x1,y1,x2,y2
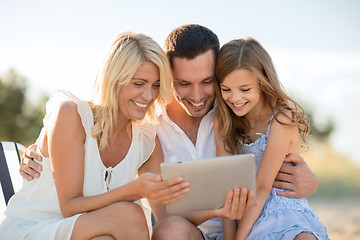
[{"x1": 243, "y1": 120, "x2": 329, "y2": 240}]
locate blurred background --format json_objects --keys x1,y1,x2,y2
[{"x1": 1, "y1": 0, "x2": 359, "y2": 239}]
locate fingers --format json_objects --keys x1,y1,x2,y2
[
  {"x1": 23, "y1": 144, "x2": 42, "y2": 162},
  {"x1": 283, "y1": 153, "x2": 304, "y2": 165},
  {"x1": 272, "y1": 180, "x2": 293, "y2": 191},
  {"x1": 237, "y1": 188, "x2": 248, "y2": 217},
  {"x1": 19, "y1": 165, "x2": 34, "y2": 181},
  {"x1": 275, "y1": 172, "x2": 293, "y2": 182},
  {"x1": 277, "y1": 164, "x2": 294, "y2": 175},
  {"x1": 148, "y1": 177, "x2": 190, "y2": 205},
  {"x1": 245, "y1": 190, "x2": 256, "y2": 210},
  {"x1": 275, "y1": 189, "x2": 297, "y2": 198}
]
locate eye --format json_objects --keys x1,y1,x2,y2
[
  {"x1": 133, "y1": 82, "x2": 144, "y2": 87},
  {"x1": 152, "y1": 83, "x2": 160, "y2": 88},
  {"x1": 220, "y1": 87, "x2": 230, "y2": 92},
  {"x1": 178, "y1": 82, "x2": 189, "y2": 87},
  {"x1": 203, "y1": 79, "x2": 213, "y2": 84},
  {"x1": 242, "y1": 88, "x2": 251, "y2": 92}
]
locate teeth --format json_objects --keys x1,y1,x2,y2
[
  {"x1": 191, "y1": 101, "x2": 205, "y2": 107},
  {"x1": 234, "y1": 102, "x2": 246, "y2": 108},
  {"x1": 133, "y1": 101, "x2": 148, "y2": 108}
]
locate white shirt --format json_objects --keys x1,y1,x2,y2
[{"x1": 156, "y1": 104, "x2": 222, "y2": 237}]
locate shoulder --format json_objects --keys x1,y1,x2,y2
[{"x1": 274, "y1": 110, "x2": 294, "y2": 125}]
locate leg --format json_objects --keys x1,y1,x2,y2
[
  {"x1": 152, "y1": 216, "x2": 204, "y2": 240},
  {"x1": 71, "y1": 202, "x2": 149, "y2": 240},
  {"x1": 294, "y1": 232, "x2": 318, "y2": 240}
]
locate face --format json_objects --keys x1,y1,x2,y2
[
  {"x1": 172, "y1": 50, "x2": 216, "y2": 118},
  {"x1": 117, "y1": 61, "x2": 160, "y2": 121},
  {"x1": 220, "y1": 68, "x2": 263, "y2": 118}
]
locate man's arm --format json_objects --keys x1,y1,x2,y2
[
  {"x1": 20, "y1": 144, "x2": 43, "y2": 180},
  {"x1": 273, "y1": 153, "x2": 318, "y2": 198}
]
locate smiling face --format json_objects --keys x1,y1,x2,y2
[
  {"x1": 172, "y1": 50, "x2": 216, "y2": 118},
  {"x1": 220, "y1": 68, "x2": 264, "y2": 118},
  {"x1": 117, "y1": 61, "x2": 160, "y2": 121}
]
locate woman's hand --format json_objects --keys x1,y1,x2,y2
[
  {"x1": 20, "y1": 144, "x2": 43, "y2": 180},
  {"x1": 135, "y1": 172, "x2": 190, "y2": 205}
]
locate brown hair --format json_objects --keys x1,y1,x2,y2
[{"x1": 215, "y1": 37, "x2": 310, "y2": 154}]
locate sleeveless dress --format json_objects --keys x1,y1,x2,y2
[
  {"x1": 244, "y1": 117, "x2": 329, "y2": 240},
  {"x1": 0, "y1": 90, "x2": 157, "y2": 240}
]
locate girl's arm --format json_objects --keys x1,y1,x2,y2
[
  {"x1": 214, "y1": 116, "x2": 238, "y2": 239},
  {"x1": 235, "y1": 114, "x2": 300, "y2": 240}
]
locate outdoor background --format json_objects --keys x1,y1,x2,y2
[{"x1": 1, "y1": 1, "x2": 359, "y2": 239}]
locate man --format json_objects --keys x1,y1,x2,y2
[{"x1": 21, "y1": 24, "x2": 317, "y2": 240}]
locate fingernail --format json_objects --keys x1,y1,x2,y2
[
  {"x1": 37, "y1": 167, "x2": 42, "y2": 171},
  {"x1": 35, "y1": 173, "x2": 40, "y2": 178}
]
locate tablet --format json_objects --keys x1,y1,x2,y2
[{"x1": 160, "y1": 154, "x2": 256, "y2": 214}]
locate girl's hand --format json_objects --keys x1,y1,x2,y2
[
  {"x1": 135, "y1": 172, "x2": 190, "y2": 205},
  {"x1": 214, "y1": 188, "x2": 256, "y2": 220}
]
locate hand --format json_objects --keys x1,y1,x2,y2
[
  {"x1": 135, "y1": 172, "x2": 190, "y2": 205},
  {"x1": 215, "y1": 188, "x2": 256, "y2": 220},
  {"x1": 273, "y1": 153, "x2": 318, "y2": 198},
  {"x1": 19, "y1": 144, "x2": 43, "y2": 181}
]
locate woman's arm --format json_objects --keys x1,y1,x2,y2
[
  {"x1": 138, "y1": 137, "x2": 191, "y2": 221},
  {"x1": 235, "y1": 115, "x2": 299, "y2": 240}
]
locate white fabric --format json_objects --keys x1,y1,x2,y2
[
  {"x1": 156, "y1": 103, "x2": 222, "y2": 238},
  {"x1": 0, "y1": 90, "x2": 156, "y2": 240}
]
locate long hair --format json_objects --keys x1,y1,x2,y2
[
  {"x1": 215, "y1": 38, "x2": 310, "y2": 154},
  {"x1": 92, "y1": 32, "x2": 173, "y2": 150}
]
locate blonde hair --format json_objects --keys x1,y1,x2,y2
[
  {"x1": 215, "y1": 37, "x2": 310, "y2": 154},
  {"x1": 92, "y1": 32, "x2": 173, "y2": 150}
]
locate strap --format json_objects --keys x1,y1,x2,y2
[{"x1": 0, "y1": 142, "x2": 15, "y2": 205}]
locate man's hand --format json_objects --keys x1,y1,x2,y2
[
  {"x1": 273, "y1": 153, "x2": 318, "y2": 198},
  {"x1": 20, "y1": 144, "x2": 43, "y2": 181},
  {"x1": 214, "y1": 188, "x2": 256, "y2": 220}
]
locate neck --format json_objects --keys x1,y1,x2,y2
[
  {"x1": 245, "y1": 100, "x2": 272, "y2": 128},
  {"x1": 166, "y1": 96, "x2": 204, "y2": 145}
]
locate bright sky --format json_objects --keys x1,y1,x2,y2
[{"x1": 1, "y1": 0, "x2": 360, "y2": 164}]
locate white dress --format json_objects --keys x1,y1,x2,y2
[{"x1": 0, "y1": 90, "x2": 156, "y2": 240}]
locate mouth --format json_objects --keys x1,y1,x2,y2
[
  {"x1": 132, "y1": 100, "x2": 149, "y2": 109},
  {"x1": 231, "y1": 102, "x2": 247, "y2": 109},
  {"x1": 187, "y1": 100, "x2": 206, "y2": 110}
]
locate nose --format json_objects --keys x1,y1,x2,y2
[
  {"x1": 142, "y1": 86, "x2": 157, "y2": 102},
  {"x1": 229, "y1": 90, "x2": 242, "y2": 102},
  {"x1": 189, "y1": 84, "x2": 203, "y2": 102}
]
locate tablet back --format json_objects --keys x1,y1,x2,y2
[{"x1": 160, "y1": 154, "x2": 256, "y2": 214}]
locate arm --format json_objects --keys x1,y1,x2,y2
[
  {"x1": 235, "y1": 116, "x2": 299, "y2": 240},
  {"x1": 212, "y1": 116, "x2": 255, "y2": 238},
  {"x1": 273, "y1": 153, "x2": 318, "y2": 198},
  {"x1": 138, "y1": 137, "x2": 191, "y2": 221},
  {"x1": 47, "y1": 102, "x2": 188, "y2": 218}
]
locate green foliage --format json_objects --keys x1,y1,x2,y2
[{"x1": 0, "y1": 69, "x2": 48, "y2": 145}]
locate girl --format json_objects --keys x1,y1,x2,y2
[
  {"x1": 214, "y1": 38, "x2": 329, "y2": 240},
  {"x1": 0, "y1": 32, "x2": 190, "y2": 239}
]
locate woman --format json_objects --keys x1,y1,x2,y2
[{"x1": 0, "y1": 32, "x2": 190, "y2": 239}]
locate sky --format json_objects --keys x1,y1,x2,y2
[{"x1": 0, "y1": 0, "x2": 360, "y2": 164}]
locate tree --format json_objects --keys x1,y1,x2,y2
[{"x1": 0, "y1": 69, "x2": 48, "y2": 146}]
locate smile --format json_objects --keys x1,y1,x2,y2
[
  {"x1": 188, "y1": 100, "x2": 205, "y2": 108},
  {"x1": 132, "y1": 100, "x2": 148, "y2": 108},
  {"x1": 233, "y1": 102, "x2": 247, "y2": 108}
]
